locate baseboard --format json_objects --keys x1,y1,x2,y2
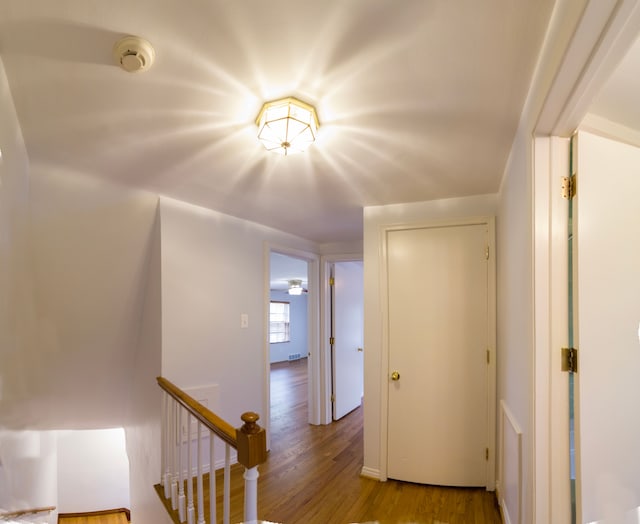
[
  {"x1": 360, "y1": 466, "x2": 382, "y2": 480},
  {"x1": 502, "y1": 501, "x2": 512, "y2": 524}
]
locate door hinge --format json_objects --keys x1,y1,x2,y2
[
  {"x1": 329, "y1": 336, "x2": 335, "y2": 345},
  {"x1": 562, "y1": 174, "x2": 576, "y2": 199},
  {"x1": 331, "y1": 394, "x2": 336, "y2": 403},
  {"x1": 486, "y1": 349, "x2": 490, "y2": 364},
  {"x1": 485, "y1": 448, "x2": 489, "y2": 461},
  {"x1": 329, "y1": 277, "x2": 335, "y2": 286},
  {"x1": 485, "y1": 246, "x2": 490, "y2": 260},
  {"x1": 561, "y1": 347, "x2": 578, "y2": 373}
]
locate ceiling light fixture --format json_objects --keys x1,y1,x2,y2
[
  {"x1": 255, "y1": 97, "x2": 319, "y2": 155},
  {"x1": 288, "y1": 279, "x2": 303, "y2": 295}
]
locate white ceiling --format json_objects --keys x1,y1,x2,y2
[{"x1": 0, "y1": 0, "x2": 556, "y2": 244}]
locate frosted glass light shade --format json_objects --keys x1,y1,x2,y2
[
  {"x1": 256, "y1": 97, "x2": 319, "y2": 155},
  {"x1": 288, "y1": 279, "x2": 303, "y2": 295}
]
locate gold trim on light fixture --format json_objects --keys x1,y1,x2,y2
[{"x1": 255, "y1": 97, "x2": 319, "y2": 155}]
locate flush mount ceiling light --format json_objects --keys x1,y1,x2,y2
[
  {"x1": 255, "y1": 97, "x2": 319, "y2": 155},
  {"x1": 288, "y1": 279, "x2": 303, "y2": 295}
]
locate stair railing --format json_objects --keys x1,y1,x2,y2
[
  {"x1": 157, "y1": 377, "x2": 267, "y2": 524},
  {"x1": 0, "y1": 506, "x2": 56, "y2": 519}
]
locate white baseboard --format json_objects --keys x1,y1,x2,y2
[
  {"x1": 360, "y1": 466, "x2": 382, "y2": 480},
  {"x1": 502, "y1": 501, "x2": 512, "y2": 524}
]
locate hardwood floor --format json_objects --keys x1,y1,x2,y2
[
  {"x1": 157, "y1": 358, "x2": 503, "y2": 523},
  {"x1": 58, "y1": 509, "x2": 129, "y2": 523},
  {"x1": 259, "y1": 359, "x2": 502, "y2": 524}
]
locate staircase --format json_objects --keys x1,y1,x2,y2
[{"x1": 155, "y1": 377, "x2": 267, "y2": 524}]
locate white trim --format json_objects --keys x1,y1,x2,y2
[
  {"x1": 533, "y1": 136, "x2": 572, "y2": 524},
  {"x1": 379, "y1": 216, "x2": 497, "y2": 489},
  {"x1": 580, "y1": 112, "x2": 640, "y2": 148},
  {"x1": 532, "y1": 1, "x2": 640, "y2": 522},
  {"x1": 536, "y1": 0, "x2": 640, "y2": 136},
  {"x1": 499, "y1": 400, "x2": 523, "y2": 524},
  {"x1": 360, "y1": 466, "x2": 382, "y2": 480}
]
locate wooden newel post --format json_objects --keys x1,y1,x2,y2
[{"x1": 236, "y1": 412, "x2": 267, "y2": 522}]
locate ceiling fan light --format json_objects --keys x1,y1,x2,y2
[
  {"x1": 288, "y1": 279, "x2": 303, "y2": 295},
  {"x1": 256, "y1": 97, "x2": 318, "y2": 155}
]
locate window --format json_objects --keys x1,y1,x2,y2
[{"x1": 269, "y1": 301, "x2": 290, "y2": 343}]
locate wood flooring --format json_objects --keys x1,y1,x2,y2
[
  {"x1": 58, "y1": 508, "x2": 129, "y2": 524},
  {"x1": 157, "y1": 358, "x2": 503, "y2": 524}
]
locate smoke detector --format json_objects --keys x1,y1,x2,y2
[{"x1": 113, "y1": 35, "x2": 155, "y2": 73}]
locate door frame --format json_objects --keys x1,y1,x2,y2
[
  {"x1": 320, "y1": 253, "x2": 364, "y2": 425},
  {"x1": 532, "y1": 1, "x2": 640, "y2": 521},
  {"x1": 263, "y1": 243, "x2": 321, "y2": 445},
  {"x1": 378, "y1": 217, "x2": 496, "y2": 487}
]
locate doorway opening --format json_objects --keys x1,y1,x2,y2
[{"x1": 268, "y1": 251, "x2": 310, "y2": 432}]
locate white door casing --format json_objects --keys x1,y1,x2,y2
[
  {"x1": 331, "y1": 261, "x2": 365, "y2": 420},
  {"x1": 383, "y1": 219, "x2": 496, "y2": 487}
]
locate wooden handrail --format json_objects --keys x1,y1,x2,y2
[
  {"x1": 156, "y1": 377, "x2": 267, "y2": 469},
  {"x1": 157, "y1": 376, "x2": 267, "y2": 522},
  {"x1": 0, "y1": 506, "x2": 56, "y2": 518},
  {"x1": 157, "y1": 376, "x2": 237, "y2": 447}
]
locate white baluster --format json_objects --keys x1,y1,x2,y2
[
  {"x1": 178, "y1": 407, "x2": 186, "y2": 523},
  {"x1": 223, "y1": 445, "x2": 231, "y2": 524},
  {"x1": 243, "y1": 466, "x2": 259, "y2": 522},
  {"x1": 186, "y1": 413, "x2": 195, "y2": 524},
  {"x1": 196, "y1": 423, "x2": 205, "y2": 524},
  {"x1": 163, "y1": 393, "x2": 171, "y2": 499},
  {"x1": 160, "y1": 392, "x2": 166, "y2": 490},
  {"x1": 171, "y1": 399, "x2": 178, "y2": 510},
  {"x1": 209, "y1": 430, "x2": 216, "y2": 524}
]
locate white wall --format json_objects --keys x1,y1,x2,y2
[
  {"x1": 0, "y1": 431, "x2": 57, "y2": 523},
  {"x1": 0, "y1": 56, "x2": 38, "y2": 426},
  {"x1": 22, "y1": 169, "x2": 158, "y2": 430},
  {"x1": 56, "y1": 429, "x2": 130, "y2": 513},
  {"x1": 269, "y1": 291, "x2": 308, "y2": 364},
  {"x1": 362, "y1": 194, "x2": 498, "y2": 479},
  {"x1": 0, "y1": 56, "x2": 57, "y2": 522},
  {"x1": 159, "y1": 197, "x2": 318, "y2": 431}
]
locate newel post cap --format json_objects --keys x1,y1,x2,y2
[{"x1": 236, "y1": 412, "x2": 267, "y2": 469}]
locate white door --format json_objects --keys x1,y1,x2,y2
[
  {"x1": 332, "y1": 261, "x2": 364, "y2": 420},
  {"x1": 386, "y1": 223, "x2": 489, "y2": 486},
  {"x1": 574, "y1": 131, "x2": 640, "y2": 523}
]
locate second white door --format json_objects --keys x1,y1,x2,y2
[
  {"x1": 386, "y1": 223, "x2": 490, "y2": 486},
  {"x1": 332, "y1": 261, "x2": 364, "y2": 420}
]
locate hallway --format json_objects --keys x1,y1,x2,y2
[{"x1": 258, "y1": 359, "x2": 502, "y2": 524}]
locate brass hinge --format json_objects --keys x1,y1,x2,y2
[
  {"x1": 562, "y1": 174, "x2": 576, "y2": 199},
  {"x1": 486, "y1": 349, "x2": 490, "y2": 365},
  {"x1": 329, "y1": 337, "x2": 335, "y2": 345},
  {"x1": 485, "y1": 246, "x2": 490, "y2": 260},
  {"x1": 561, "y1": 347, "x2": 578, "y2": 373},
  {"x1": 485, "y1": 448, "x2": 489, "y2": 461},
  {"x1": 331, "y1": 394, "x2": 336, "y2": 403},
  {"x1": 329, "y1": 277, "x2": 335, "y2": 286}
]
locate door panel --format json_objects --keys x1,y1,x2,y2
[
  {"x1": 575, "y1": 131, "x2": 640, "y2": 522},
  {"x1": 387, "y1": 224, "x2": 488, "y2": 486},
  {"x1": 332, "y1": 261, "x2": 364, "y2": 420}
]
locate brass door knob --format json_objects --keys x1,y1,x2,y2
[{"x1": 390, "y1": 371, "x2": 400, "y2": 381}]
